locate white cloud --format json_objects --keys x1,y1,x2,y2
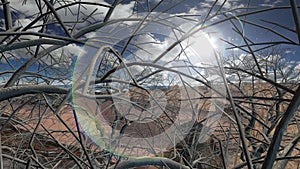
[
  {"x1": 121, "y1": 23, "x2": 219, "y2": 86},
  {"x1": 111, "y1": 1, "x2": 135, "y2": 19},
  {"x1": 15, "y1": 18, "x2": 43, "y2": 35},
  {"x1": 9, "y1": 0, "x2": 41, "y2": 16},
  {"x1": 284, "y1": 50, "x2": 296, "y2": 55},
  {"x1": 133, "y1": 33, "x2": 181, "y2": 63},
  {"x1": 11, "y1": 42, "x2": 84, "y2": 69},
  {"x1": 149, "y1": 0, "x2": 161, "y2": 3},
  {"x1": 6, "y1": 0, "x2": 136, "y2": 68},
  {"x1": 259, "y1": 4, "x2": 274, "y2": 7},
  {"x1": 172, "y1": 0, "x2": 245, "y2": 23},
  {"x1": 200, "y1": 0, "x2": 245, "y2": 10},
  {"x1": 260, "y1": 0, "x2": 283, "y2": 8},
  {"x1": 9, "y1": 0, "x2": 135, "y2": 30},
  {"x1": 55, "y1": 0, "x2": 135, "y2": 22},
  {"x1": 64, "y1": 44, "x2": 86, "y2": 56},
  {"x1": 294, "y1": 61, "x2": 300, "y2": 70}
]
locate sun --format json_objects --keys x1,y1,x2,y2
[{"x1": 207, "y1": 35, "x2": 218, "y2": 50}]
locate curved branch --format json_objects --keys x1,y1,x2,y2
[
  {"x1": 0, "y1": 39, "x2": 66, "y2": 52},
  {"x1": 0, "y1": 85, "x2": 68, "y2": 101}
]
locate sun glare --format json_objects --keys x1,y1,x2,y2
[{"x1": 207, "y1": 35, "x2": 218, "y2": 49}]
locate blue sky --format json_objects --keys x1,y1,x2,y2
[
  {"x1": 99, "y1": 0, "x2": 300, "y2": 60},
  {"x1": 1, "y1": 0, "x2": 299, "y2": 57}
]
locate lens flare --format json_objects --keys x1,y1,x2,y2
[{"x1": 72, "y1": 12, "x2": 226, "y2": 157}]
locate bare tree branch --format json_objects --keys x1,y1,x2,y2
[
  {"x1": 0, "y1": 85, "x2": 68, "y2": 101},
  {"x1": 262, "y1": 85, "x2": 300, "y2": 169},
  {"x1": 1, "y1": 0, "x2": 12, "y2": 30}
]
